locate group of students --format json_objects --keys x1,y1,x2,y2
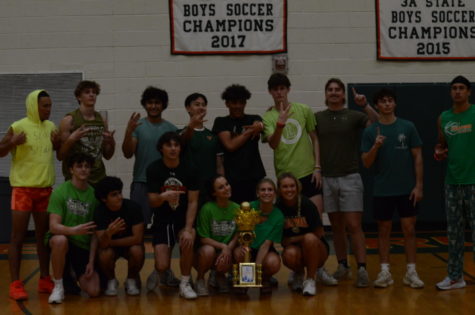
[{"x1": 1, "y1": 73, "x2": 474, "y2": 304}]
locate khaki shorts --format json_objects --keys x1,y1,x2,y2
[{"x1": 323, "y1": 173, "x2": 363, "y2": 213}]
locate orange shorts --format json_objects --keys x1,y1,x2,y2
[{"x1": 11, "y1": 187, "x2": 53, "y2": 212}]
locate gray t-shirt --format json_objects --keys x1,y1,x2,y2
[{"x1": 132, "y1": 118, "x2": 177, "y2": 182}]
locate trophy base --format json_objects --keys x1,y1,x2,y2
[{"x1": 232, "y1": 262, "x2": 263, "y2": 288}]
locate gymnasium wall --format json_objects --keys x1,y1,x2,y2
[{"x1": 0, "y1": 0, "x2": 472, "y2": 197}]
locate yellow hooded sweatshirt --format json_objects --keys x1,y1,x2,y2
[{"x1": 9, "y1": 90, "x2": 56, "y2": 187}]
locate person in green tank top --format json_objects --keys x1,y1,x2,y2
[
  {"x1": 233, "y1": 178, "x2": 284, "y2": 294},
  {"x1": 435, "y1": 75, "x2": 475, "y2": 290},
  {"x1": 195, "y1": 175, "x2": 239, "y2": 296},
  {"x1": 58, "y1": 80, "x2": 115, "y2": 184}
]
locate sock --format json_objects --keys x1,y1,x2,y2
[
  {"x1": 357, "y1": 263, "x2": 366, "y2": 269},
  {"x1": 181, "y1": 275, "x2": 190, "y2": 285},
  {"x1": 53, "y1": 278, "x2": 63, "y2": 288},
  {"x1": 338, "y1": 259, "x2": 349, "y2": 268},
  {"x1": 407, "y1": 263, "x2": 416, "y2": 273},
  {"x1": 381, "y1": 263, "x2": 390, "y2": 272}
]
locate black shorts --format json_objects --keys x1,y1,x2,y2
[
  {"x1": 67, "y1": 242, "x2": 92, "y2": 277},
  {"x1": 249, "y1": 246, "x2": 278, "y2": 261},
  {"x1": 152, "y1": 221, "x2": 186, "y2": 247},
  {"x1": 373, "y1": 195, "x2": 418, "y2": 221},
  {"x1": 299, "y1": 174, "x2": 323, "y2": 198}
]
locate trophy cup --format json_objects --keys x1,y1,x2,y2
[{"x1": 233, "y1": 202, "x2": 262, "y2": 287}]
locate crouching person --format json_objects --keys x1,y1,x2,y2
[
  {"x1": 47, "y1": 153, "x2": 100, "y2": 304},
  {"x1": 94, "y1": 176, "x2": 145, "y2": 296},
  {"x1": 195, "y1": 175, "x2": 239, "y2": 296},
  {"x1": 234, "y1": 178, "x2": 284, "y2": 294}
]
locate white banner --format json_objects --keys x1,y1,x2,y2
[
  {"x1": 169, "y1": 0, "x2": 287, "y2": 54},
  {"x1": 377, "y1": 0, "x2": 475, "y2": 60}
]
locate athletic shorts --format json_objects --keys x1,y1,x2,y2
[
  {"x1": 323, "y1": 173, "x2": 363, "y2": 213},
  {"x1": 373, "y1": 195, "x2": 418, "y2": 221},
  {"x1": 228, "y1": 178, "x2": 260, "y2": 205},
  {"x1": 66, "y1": 242, "x2": 93, "y2": 278},
  {"x1": 151, "y1": 221, "x2": 186, "y2": 247},
  {"x1": 299, "y1": 174, "x2": 323, "y2": 198},
  {"x1": 11, "y1": 187, "x2": 52, "y2": 212}
]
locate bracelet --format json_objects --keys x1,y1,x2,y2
[{"x1": 276, "y1": 121, "x2": 286, "y2": 128}]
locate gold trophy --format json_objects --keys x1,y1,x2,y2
[{"x1": 233, "y1": 202, "x2": 262, "y2": 287}]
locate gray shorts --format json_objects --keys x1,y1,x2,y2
[
  {"x1": 130, "y1": 182, "x2": 153, "y2": 225},
  {"x1": 323, "y1": 173, "x2": 364, "y2": 213}
]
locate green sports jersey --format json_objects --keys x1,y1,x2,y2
[
  {"x1": 47, "y1": 181, "x2": 98, "y2": 249},
  {"x1": 263, "y1": 103, "x2": 316, "y2": 179},
  {"x1": 441, "y1": 104, "x2": 475, "y2": 184},
  {"x1": 197, "y1": 201, "x2": 239, "y2": 244},
  {"x1": 249, "y1": 200, "x2": 284, "y2": 249}
]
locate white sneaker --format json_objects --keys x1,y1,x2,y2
[
  {"x1": 159, "y1": 269, "x2": 180, "y2": 287},
  {"x1": 179, "y1": 281, "x2": 198, "y2": 300},
  {"x1": 290, "y1": 272, "x2": 304, "y2": 292},
  {"x1": 105, "y1": 278, "x2": 119, "y2": 296},
  {"x1": 317, "y1": 268, "x2": 338, "y2": 286},
  {"x1": 436, "y1": 276, "x2": 466, "y2": 290},
  {"x1": 403, "y1": 271, "x2": 424, "y2": 288},
  {"x1": 48, "y1": 285, "x2": 64, "y2": 304},
  {"x1": 302, "y1": 279, "x2": 316, "y2": 296},
  {"x1": 373, "y1": 270, "x2": 393, "y2": 288},
  {"x1": 208, "y1": 270, "x2": 217, "y2": 288},
  {"x1": 356, "y1": 267, "x2": 369, "y2": 288},
  {"x1": 333, "y1": 264, "x2": 352, "y2": 280},
  {"x1": 146, "y1": 270, "x2": 159, "y2": 291},
  {"x1": 125, "y1": 278, "x2": 140, "y2": 295},
  {"x1": 195, "y1": 279, "x2": 209, "y2": 297}
]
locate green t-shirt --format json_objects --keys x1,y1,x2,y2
[
  {"x1": 263, "y1": 103, "x2": 316, "y2": 178},
  {"x1": 441, "y1": 104, "x2": 475, "y2": 184},
  {"x1": 315, "y1": 108, "x2": 368, "y2": 177},
  {"x1": 47, "y1": 181, "x2": 98, "y2": 249},
  {"x1": 361, "y1": 119, "x2": 422, "y2": 196},
  {"x1": 197, "y1": 201, "x2": 239, "y2": 244},
  {"x1": 249, "y1": 200, "x2": 284, "y2": 249}
]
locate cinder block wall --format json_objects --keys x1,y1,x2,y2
[{"x1": 0, "y1": 0, "x2": 472, "y2": 196}]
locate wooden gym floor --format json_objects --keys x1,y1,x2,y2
[{"x1": 1, "y1": 231, "x2": 474, "y2": 315}]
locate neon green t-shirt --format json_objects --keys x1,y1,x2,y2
[{"x1": 263, "y1": 102, "x2": 316, "y2": 179}]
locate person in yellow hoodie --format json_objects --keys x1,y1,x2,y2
[{"x1": 0, "y1": 90, "x2": 60, "y2": 300}]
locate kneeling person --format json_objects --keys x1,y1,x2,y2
[
  {"x1": 146, "y1": 132, "x2": 199, "y2": 299},
  {"x1": 196, "y1": 176, "x2": 239, "y2": 296},
  {"x1": 94, "y1": 176, "x2": 145, "y2": 296},
  {"x1": 47, "y1": 154, "x2": 100, "y2": 304}
]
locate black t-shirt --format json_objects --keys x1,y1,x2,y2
[
  {"x1": 146, "y1": 158, "x2": 199, "y2": 224},
  {"x1": 275, "y1": 195, "x2": 322, "y2": 238},
  {"x1": 94, "y1": 199, "x2": 143, "y2": 241},
  {"x1": 212, "y1": 115, "x2": 266, "y2": 181}
]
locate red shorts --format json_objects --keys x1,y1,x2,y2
[{"x1": 11, "y1": 187, "x2": 53, "y2": 212}]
